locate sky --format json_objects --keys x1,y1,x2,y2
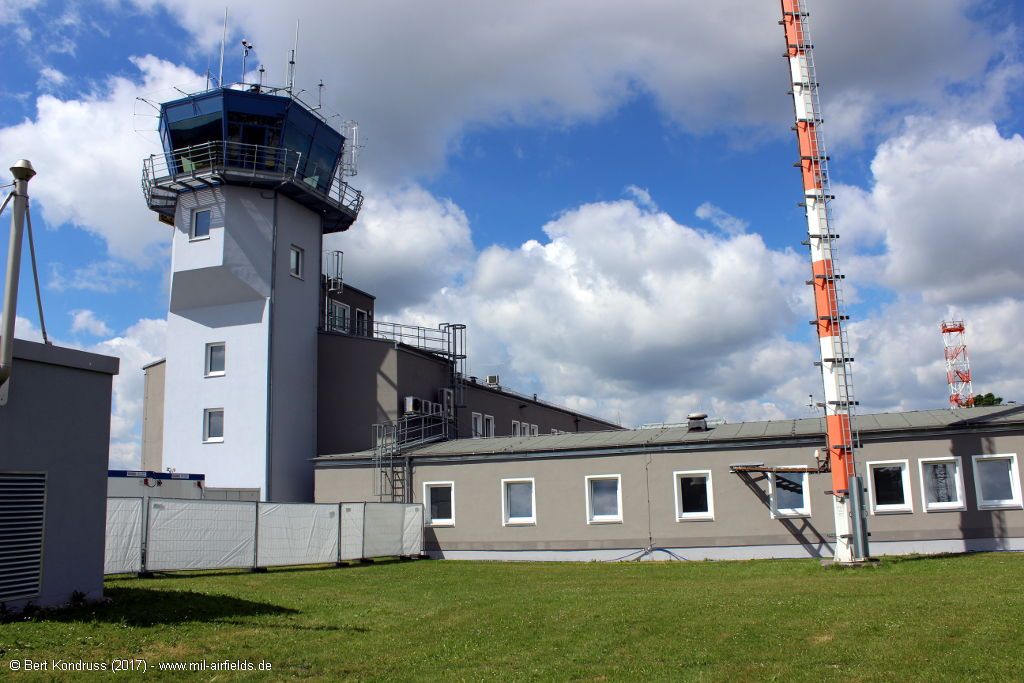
[{"x1": 1, "y1": 0, "x2": 1024, "y2": 469}]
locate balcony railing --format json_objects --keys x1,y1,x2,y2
[{"x1": 142, "y1": 140, "x2": 363, "y2": 217}]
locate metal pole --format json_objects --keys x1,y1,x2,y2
[
  {"x1": 0, "y1": 159, "x2": 36, "y2": 406},
  {"x1": 24, "y1": 204, "x2": 48, "y2": 344},
  {"x1": 849, "y1": 475, "x2": 870, "y2": 561}
]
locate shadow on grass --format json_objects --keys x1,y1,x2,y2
[{"x1": 8, "y1": 587, "x2": 298, "y2": 627}]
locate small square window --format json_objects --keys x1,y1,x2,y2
[
  {"x1": 866, "y1": 460, "x2": 913, "y2": 514},
  {"x1": 511, "y1": 420, "x2": 520, "y2": 437},
  {"x1": 586, "y1": 475, "x2": 622, "y2": 524},
  {"x1": 919, "y1": 457, "x2": 965, "y2": 512},
  {"x1": 972, "y1": 454, "x2": 1023, "y2": 510},
  {"x1": 769, "y1": 471, "x2": 810, "y2": 518},
  {"x1": 674, "y1": 470, "x2": 714, "y2": 521},
  {"x1": 289, "y1": 245, "x2": 304, "y2": 278},
  {"x1": 502, "y1": 478, "x2": 535, "y2": 525},
  {"x1": 483, "y1": 415, "x2": 495, "y2": 438},
  {"x1": 530, "y1": 424, "x2": 539, "y2": 437},
  {"x1": 471, "y1": 412, "x2": 483, "y2": 438},
  {"x1": 203, "y1": 408, "x2": 224, "y2": 443},
  {"x1": 205, "y1": 342, "x2": 225, "y2": 377},
  {"x1": 191, "y1": 209, "x2": 211, "y2": 240},
  {"x1": 424, "y1": 482, "x2": 454, "y2": 526}
]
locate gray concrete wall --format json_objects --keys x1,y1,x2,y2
[
  {"x1": 458, "y1": 382, "x2": 619, "y2": 438},
  {"x1": 0, "y1": 339, "x2": 118, "y2": 608},
  {"x1": 140, "y1": 360, "x2": 165, "y2": 472},
  {"x1": 314, "y1": 428, "x2": 1024, "y2": 558}
]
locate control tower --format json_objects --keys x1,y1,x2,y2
[{"x1": 141, "y1": 84, "x2": 362, "y2": 501}]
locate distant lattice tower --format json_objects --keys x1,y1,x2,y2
[{"x1": 940, "y1": 320, "x2": 974, "y2": 408}]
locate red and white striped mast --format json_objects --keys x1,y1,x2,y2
[
  {"x1": 940, "y1": 320, "x2": 974, "y2": 408},
  {"x1": 780, "y1": 0, "x2": 867, "y2": 563}
]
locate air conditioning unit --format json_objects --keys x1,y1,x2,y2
[
  {"x1": 485, "y1": 375, "x2": 500, "y2": 386},
  {"x1": 439, "y1": 388, "x2": 455, "y2": 418},
  {"x1": 430, "y1": 402, "x2": 443, "y2": 416},
  {"x1": 404, "y1": 396, "x2": 422, "y2": 414}
]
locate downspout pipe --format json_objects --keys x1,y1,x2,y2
[{"x1": 0, "y1": 159, "x2": 36, "y2": 405}]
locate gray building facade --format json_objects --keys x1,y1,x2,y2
[
  {"x1": 0, "y1": 339, "x2": 118, "y2": 608},
  {"x1": 314, "y1": 406, "x2": 1024, "y2": 560}
]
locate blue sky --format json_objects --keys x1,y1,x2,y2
[{"x1": 1, "y1": 0, "x2": 1023, "y2": 466}]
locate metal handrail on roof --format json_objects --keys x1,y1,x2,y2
[{"x1": 141, "y1": 140, "x2": 363, "y2": 217}]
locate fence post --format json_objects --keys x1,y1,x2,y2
[
  {"x1": 138, "y1": 497, "x2": 154, "y2": 578},
  {"x1": 252, "y1": 501, "x2": 266, "y2": 572}
]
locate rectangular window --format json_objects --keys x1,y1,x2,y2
[
  {"x1": 502, "y1": 478, "x2": 535, "y2": 525},
  {"x1": 530, "y1": 424, "x2": 539, "y2": 437},
  {"x1": 585, "y1": 475, "x2": 622, "y2": 524},
  {"x1": 512, "y1": 420, "x2": 520, "y2": 437},
  {"x1": 191, "y1": 208, "x2": 211, "y2": 240},
  {"x1": 204, "y1": 342, "x2": 225, "y2": 377},
  {"x1": 289, "y1": 245, "x2": 304, "y2": 278},
  {"x1": 919, "y1": 457, "x2": 965, "y2": 512},
  {"x1": 867, "y1": 460, "x2": 913, "y2": 514},
  {"x1": 203, "y1": 408, "x2": 224, "y2": 443},
  {"x1": 355, "y1": 308, "x2": 368, "y2": 336},
  {"x1": 484, "y1": 415, "x2": 495, "y2": 438},
  {"x1": 972, "y1": 454, "x2": 1023, "y2": 510},
  {"x1": 471, "y1": 412, "x2": 483, "y2": 438},
  {"x1": 423, "y1": 481, "x2": 454, "y2": 526},
  {"x1": 328, "y1": 300, "x2": 350, "y2": 333},
  {"x1": 674, "y1": 470, "x2": 714, "y2": 521},
  {"x1": 769, "y1": 471, "x2": 810, "y2": 518}
]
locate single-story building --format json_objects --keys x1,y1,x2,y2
[{"x1": 314, "y1": 405, "x2": 1024, "y2": 560}]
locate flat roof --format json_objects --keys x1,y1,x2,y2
[
  {"x1": 315, "y1": 405, "x2": 1024, "y2": 462},
  {"x1": 12, "y1": 338, "x2": 119, "y2": 375}
]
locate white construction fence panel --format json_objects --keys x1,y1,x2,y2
[
  {"x1": 362, "y1": 503, "x2": 423, "y2": 558},
  {"x1": 403, "y1": 504, "x2": 423, "y2": 556},
  {"x1": 339, "y1": 503, "x2": 365, "y2": 561},
  {"x1": 146, "y1": 499, "x2": 256, "y2": 571},
  {"x1": 257, "y1": 503, "x2": 339, "y2": 567},
  {"x1": 104, "y1": 497, "x2": 144, "y2": 574}
]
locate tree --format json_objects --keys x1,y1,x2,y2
[{"x1": 973, "y1": 392, "x2": 1003, "y2": 407}]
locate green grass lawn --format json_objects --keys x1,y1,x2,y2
[{"x1": 2, "y1": 554, "x2": 1023, "y2": 680}]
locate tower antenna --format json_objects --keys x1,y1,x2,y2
[
  {"x1": 217, "y1": 8, "x2": 227, "y2": 88},
  {"x1": 941, "y1": 320, "x2": 974, "y2": 408},
  {"x1": 780, "y1": 0, "x2": 866, "y2": 563},
  {"x1": 287, "y1": 19, "x2": 299, "y2": 93},
  {"x1": 315, "y1": 79, "x2": 324, "y2": 110},
  {"x1": 241, "y1": 40, "x2": 254, "y2": 84}
]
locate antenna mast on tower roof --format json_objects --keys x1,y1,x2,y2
[{"x1": 941, "y1": 320, "x2": 975, "y2": 408}]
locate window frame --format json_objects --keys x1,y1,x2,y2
[
  {"x1": 501, "y1": 477, "x2": 536, "y2": 526},
  {"x1": 328, "y1": 300, "x2": 350, "y2": 334},
  {"x1": 918, "y1": 456, "x2": 966, "y2": 513},
  {"x1": 511, "y1": 420, "x2": 520, "y2": 437},
  {"x1": 203, "y1": 408, "x2": 224, "y2": 443},
  {"x1": 972, "y1": 454, "x2": 1023, "y2": 510},
  {"x1": 289, "y1": 244, "x2": 304, "y2": 279},
  {"x1": 673, "y1": 469, "x2": 715, "y2": 522},
  {"x1": 530, "y1": 424, "x2": 539, "y2": 437},
  {"x1": 204, "y1": 341, "x2": 226, "y2": 378},
  {"x1": 423, "y1": 481, "x2": 455, "y2": 527},
  {"x1": 471, "y1": 412, "x2": 483, "y2": 438},
  {"x1": 584, "y1": 474, "x2": 623, "y2": 524},
  {"x1": 355, "y1": 308, "x2": 368, "y2": 336},
  {"x1": 190, "y1": 208, "x2": 212, "y2": 241},
  {"x1": 483, "y1": 415, "x2": 495, "y2": 438},
  {"x1": 865, "y1": 459, "x2": 914, "y2": 515},
  {"x1": 769, "y1": 470, "x2": 811, "y2": 519}
]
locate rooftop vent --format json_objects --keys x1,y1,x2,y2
[
  {"x1": 484, "y1": 375, "x2": 500, "y2": 387},
  {"x1": 687, "y1": 412, "x2": 709, "y2": 431}
]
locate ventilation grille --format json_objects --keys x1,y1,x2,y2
[{"x1": 0, "y1": 472, "x2": 47, "y2": 604}]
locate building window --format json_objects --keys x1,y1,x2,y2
[
  {"x1": 972, "y1": 454, "x2": 1023, "y2": 510},
  {"x1": 530, "y1": 424, "x2": 539, "y2": 437},
  {"x1": 471, "y1": 412, "x2": 483, "y2": 438},
  {"x1": 423, "y1": 482, "x2": 454, "y2": 526},
  {"x1": 203, "y1": 408, "x2": 224, "y2": 443},
  {"x1": 355, "y1": 308, "x2": 369, "y2": 336},
  {"x1": 769, "y1": 471, "x2": 810, "y2": 518},
  {"x1": 191, "y1": 209, "x2": 211, "y2": 240},
  {"x1": 674, "y1": 470, "x2": 714, "y2": 521},
  {"x1": 919, "y1": 457, "x2": 965, "y2": 512},
  {"x1": 585, "y1": 475, "x2": 622, "y2": 524},
  {"x1": 204, "y1": 342, "x2": 225, "y2": 377},
  {"x1": 289, "y1": 245, "x2": 304, "y2": 278},
  {"x1": 328, "y1": 300, "x2": 350, "y2": 333},
  {"x1": 483, "y1": 415, "x2": 495, "y2": 438},
  {"x1": 866, "y1": 460, "x2": 913, "y2": 514},
  {"x1": 502, "y1": 478, "x2": 535, "y2": 526},
  {"x1": 512, "y1": 420, "x2": 520, "y2": 437}
]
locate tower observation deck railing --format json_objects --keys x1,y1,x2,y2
[{"x1": 142, "y1": 140, "x2": 363, "y2": 231}]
